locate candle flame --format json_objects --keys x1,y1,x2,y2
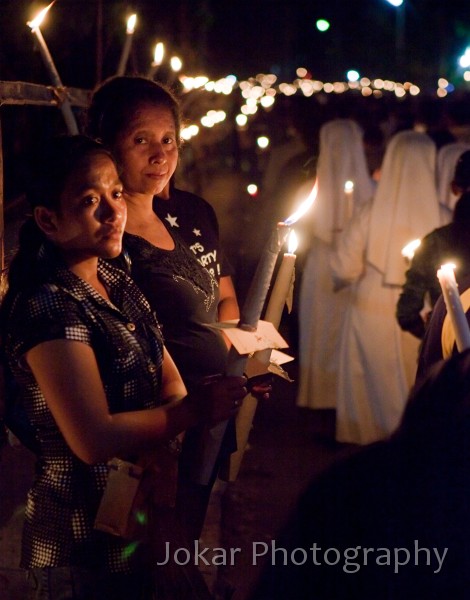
[
  {"x1": 153, "y1": 42, "x2": 164, "y2": 65},
  {"x1": 344, "y1": 180, "x2": 354, "y2": 193},
  {"x1": 170, "y1": 56, "x2": 183, "y2": 72},
  {"x1": 27, "y1": 1, "x2": 55, "y2": 30},
  {"x1": 283, "y1": 179, "x2": 318, "y2": 226},
  {"x1": 401, "y1": 238, "x2": 421, "y2": 260},
  {"x1": 288, "y1": 230, "x2": 298, "y2": 254},
  {"x1": 440, "y1": 262, "x2": 457, "y2": 274},
  {"x1": 126, "y1": 14, "x2": 137, "y2": 34}
]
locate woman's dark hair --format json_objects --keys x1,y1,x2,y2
[
  {"x1": 1, "y1": 136, "x2": 115, "y2": 319},
  {"x1": 27, "y1": 135, "x2": 116, "y2": 211},
  {"x1": 87, "y1": 76, "x2": 182, "y2": 148}
]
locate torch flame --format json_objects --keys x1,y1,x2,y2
[
  {"x1": 401, "y1": 238, "x2": 421, "y2": 261},
  {"x1": 283, "y1": 179, "x2": 318, "y2": 226},
  {"x1": 126, "y1": 14, "x2": 137, "y2": 34},
  {"x1": 27, "y1": 1, "x2": 55, "y2": 30},
  {"x1": 153, "y1": 42, "x2": 165, "y2": 65},
  {"x1": 287, "y1": 230, "x2": 298, "y2": 254}
]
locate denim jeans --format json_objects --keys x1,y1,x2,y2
[{"x1": 28, "y1": 567, "x2": 154, "y2": 600}]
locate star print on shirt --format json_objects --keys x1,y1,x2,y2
[
  {"x1": 165, "y1": 213, "x2": 179, "y2": 228},
  {"x1": 193, "y1": 229, "x2": 202, "y2": 237}
]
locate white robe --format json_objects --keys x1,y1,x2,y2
[
  {"x1": 331, "y1": 131, "x2": 440, "y2": 445},
  {"x1": 297, "y1": 238, "x2": 350, "y2": 409},
  {"x1": 331, "y1": 202, "x2": 420, "y2": 444},
  {"x1": 297, "y1": 119, "x2": 374, "y2": 409}
]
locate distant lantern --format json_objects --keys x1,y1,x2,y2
[{"x1": 316, "y1": 19, "x2": 330, "y2": 32}]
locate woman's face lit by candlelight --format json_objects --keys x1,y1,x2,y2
[
  {"x1": 36, "y1": 152, "x2": 126, "y2": 262},
  {"x1": 113, "y1": 103, "x2": 179, "y2": 200}
]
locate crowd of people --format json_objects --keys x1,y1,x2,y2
[
  {"x1": 282, "y1": 93, "x2": 470, "y2": 447},
  {"x1": 1, "y1": 78, "x2": 470, "y2": 599},
  {"x1": 255, "y1": 91, "x2": 470, "y2": 598}
]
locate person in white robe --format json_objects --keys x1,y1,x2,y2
[
  {"x1": 330, "y1": 130, "x2": 441, "y2": 444},
  {"x1": 297, "y1": 119, "x2": 374, "y2": 410},
  {"x1": 436, "y1": 142, "x2": 470, "y2": 223}
]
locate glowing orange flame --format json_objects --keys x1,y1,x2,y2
[
  {"x1": 284, "y1": 179, "x2": 318, "y2": 226},
  {"x1": 126, "y1": 14, "x2": 137, "y2": 34},
  {"x1": 27, "y1": 1, "x2": 55, "y2": 30},
  {"x1": 153, "y1": 42, "x2": 164, "y2": 65}
]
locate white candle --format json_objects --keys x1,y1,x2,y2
[
  {"x1": 222, "y1": 185, "x2": 317, "y2": 482},
  {"x1": 206, "y1": 182, "x2": 317, "y2": 484},
  {"x1": 437, "y1": 263, "x2": 470, "y2": 352},
  {"x1": 248, "y1": 230, "x2": 297, "y2": 382},
  {"x1": 264, "y1": 230, "x2": 297, "y2": 328},
  {"x1": 236, "y1": 222, "x2": 291, "y2": 332},
  {"x1": 147, "y1": 42, "x2": 164, "y2": 79},
  {"x1": 117, "y1": 14, "x2": 137, "y2": 76},
  {"x1": 344, "y1": 180, "x2": 354, "y2": 223},
  {"x1": 27, "y1": 3, "x2": 78, "y2": 135},
  {"x1": 193, "y1": 221, "x2": 290, "y2": 485}
]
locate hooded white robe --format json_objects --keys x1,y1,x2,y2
[
  {"x1": 297, "y1": 119, "x2": 374, "y2": 409},
  {"x1": 331, "y1": 131, "x2": 440, "y2": 444}
]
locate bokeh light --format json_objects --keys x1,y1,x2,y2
[
  {"x1": 316, "y1": 19, "x2": 330, "y2": 32},
  {"x1": 347, "y1": 70, "x2": 360, "y2": 82}
]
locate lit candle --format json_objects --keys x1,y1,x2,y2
[
  {"x1": 344, "y1": 180, "x2": 354, "y2": 223},
  {"x1": 235, "y1": 178, "x2": 317, "y2": 335},
  {"x1": 27, "y1": 2, "x2": 79, "y2": 135},
  {"x1": 198, "y1": 222, "x2": 291, "y2": 485},
  {"x1": 147, "y1": 42, "x2": 164, "y2": 79},
  {"x1": 116, "y1": 13, "x2": 137, "y2": 76},
  {"x1": 222, "y1": 231, "x2": 298, "y2": 481},
  {"x1": 220, "y1": 181, "x2": 317, "y2": 482},
  {"x1": 264, "y1": 229, "x2": 298, "y2": 327},
  {"x1": 437, "y1": 263, "x2": 470, "y2": 352},
  {"x1": 197, "y1": 180, "x2": 318, "y2": 484},
  {"x1": 168, "y1": 55, "x2": 183, "y2": 85}
]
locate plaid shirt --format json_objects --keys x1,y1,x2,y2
[{"x1": 4, "y1": 258, "x2": 164, "y2": 573}]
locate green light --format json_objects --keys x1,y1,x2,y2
[
  {"x1": 121, "y1": 541, "x2": 140, "y2": 559},
  {"x1": 316, "y1": 19, "x2": 330, "y2": 32},
  {"x1": 135, "y1": 510, "x2": 148, "y2": 526}
]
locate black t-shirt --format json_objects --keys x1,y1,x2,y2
[
  {"x1": 123, "y1": 231, "x2": 228, "y2": 389},
  {"x1": 153, "y1": 188, "x2": 232, "y2": 281}
]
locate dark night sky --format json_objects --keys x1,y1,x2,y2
[{"x1": 1, "y1": 1, "x2": 470, "y2": 91}]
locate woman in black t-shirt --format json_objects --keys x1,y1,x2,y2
[{"x1": 87, "y1": 76, "x2": 265, "y2": 543}]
